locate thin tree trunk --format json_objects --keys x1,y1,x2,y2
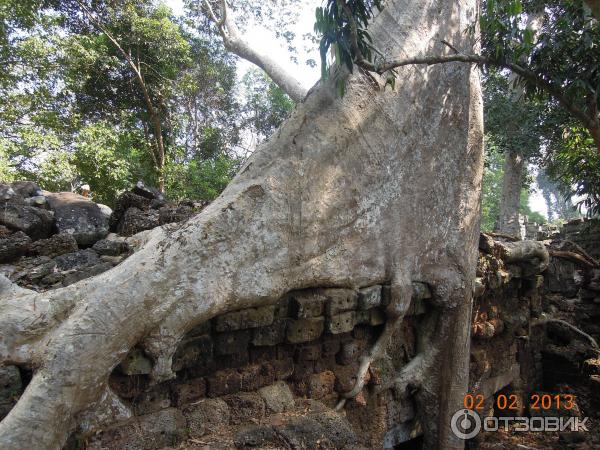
[
  {"x1": 497, "y1": 149, "x2": 524, "y2": 236},
  {"x1": 0, "y1": 1, "x2": 483, "y2": 448}
]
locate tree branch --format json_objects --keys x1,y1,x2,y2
[
  {"x1": 355, "y1": 53, "x2": 600, "y2": 151},
  {"x1": 201, "y1": 0, "x2": 307, "y2": 103}
]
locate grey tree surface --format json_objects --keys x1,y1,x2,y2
[{"x1": 0, "y1": 0, "x2": 483, "y2": 448}]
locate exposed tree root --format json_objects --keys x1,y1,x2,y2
[
  {"x1": 0, "y1": 1, "x2": 483, "y2": 448},
  {"x1": 548, "y1": 249, "x2": 599, "y2": 269},
  {"x1": 532, "y1": 315, "x2": 599, "y2": 350}
]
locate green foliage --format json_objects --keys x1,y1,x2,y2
[
  {"x1": 242, "y1": 69, "x2": 295, "y2": 139},
  {"x1": 483, "y1": 71, "x2": 546, "y2": 161},
  {"x1": 481, "y1": 142, "x2": 547, "y2": 232},
  {"x1": 314, "y1": 0, "x2": 382, "y2": 78},
  {"x1": 164, "y1": 153, "x2": 239, "y2": 201},
  {"x1": 547, "y1": 127, "x2": 600, "y2": 216},
  {"x1": 0, "y1": 0, "x2": 251, "y2": 205},
  {"x1": 480, "y1": 0, "x2": 599, "y2": 118}
]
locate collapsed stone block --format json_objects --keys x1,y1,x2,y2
[
  {"x1": 224, "y1": 392, "x2": 266, "y2": 424},
  {"x1": 0, "y1": 231, "x2": 31, "y2": 263},
  {"x1": 182, "y1": 398, "x2": 230, "y2": 437},
  {"x1": 259, "y1": 381, "x2": 295, "y2": 413},
  {"x1": 133, "y1": 387, "x2": 172, "y2": 415},
  {"x1": 89, "y1": 408, "x2": 186, "y2": 450}
]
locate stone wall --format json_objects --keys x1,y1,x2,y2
[
  {"x1": 2, "y1": 181, "x2": 599, "y2": 449},
  {"x1": 561, "y1": 218, "x2": 600, "y2": 260},
  {"x1": 88, "y1": 284, "x2": 429, "y2": 449}
]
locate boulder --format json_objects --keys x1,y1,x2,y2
[
  {"x1": 54, "y1": 248, "x2": 101, "y2": 271},
  {"x1": 92, "y1": 238, "x2": 129, "y2": 256},
  {"x1": 0, "y1": 231, "x2": 31, "y2": 263},
  {"x1": 29, "y1": 234, "x2": 78, "y2": 258},
  {"x1": 0, "y1": 184, "x2": 18, "y2": 203},
  {"x1": 45, "y1": 192, "x2": 110, "y2": 246},
  {"x1": 116, "y1": 207, "x2": 160, "y2": 236},
  {"x1": 0, "y1": 204, "x2": 54, "y2": 239},
  {"x1": 11, "y1": 181, "x2": 42, "y2": 198},
  {"x1": 132, "y1": 180, "x2": 163, "y2": 201},
  {"x1": 158, "y1": 204, "x2": 195, "y2": 225},
  {"x1": 109, "y1": 192, "x2": 152, "y2": 230}
]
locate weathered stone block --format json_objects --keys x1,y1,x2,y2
[
  {"x1": 411, "y1": 281, "x2": 432, "y2": 300},
  {"x1": 120, "y1": 348, "x2": 152, "y2": 375},
  {"x1": 325, "y1": 288, "x2": 358, "y2": 315},
  {"x1": 0, "y1": 231, "x2": 31, "y2": 263},
  {"x1": 292, "y1": 360, "x2": 315, "y2": 381},
  {"x1": 289, "y1": 290, "x2": 327, "y2": 318},
  {"x1": 207, "y1": 368, "x2": 242, "y2": 397},
  {"x1": 214, "y1": 329, "x2": 251, "y2": 355},
  {"x1": 355, "y1": 310, "x2": 370, "y2": 325},
  {"x1": 286, "y1": 317, "x2": 324, "y2": 344},
  {"x1": 295, "y1": 343, "x2": 322, "y2": 362},
  {"x1": 272, "y1": 357, "x2": 294, "y2": 380},
  {"x1": 337, "y1": 341, "x2": 365, "y2": 366},
  {"x1": 328, "y1": 311, "x2": 356, "y2": 334},
  {"x1": 214, "y1": 351, "x2": 249, "y2": 369},
  {"x1": 240, "y1": 363, "x2": 275, "y2": 391},
  {"x1": 352, "y1": 325, "x2": 375, "y2": 340},
  {"x1": 249, "y1": 345, "x2": 277, "y2": 362},
  {"x1": 172, "y1": 335, "x2": 213, "y2": 371},
  {"x1": 333, "y1": 364, "x2": 371, "y2": 394},
  {"x1": 358, "y1": 285, "x2": 383, "y2": 310},
  {"x1": 133, "y1": 388, "x2": 171, "y2": 415},
  {"x1": 259, "y1": 381, "x2": 295, "y2": 412},
  {"x1": 308, "y1": 371, "x2": 336, "y2": 400},
  {"x1": 321, "y1": 335, "x2": 341, "y2": 357},
  {"x1": 174, "y1": 378, "x2": 207, "y2": 406},
  {"x1": 215, "y1": 305, "x2": 276, "y2": 332},
  {"x1": 252, "y1": 320, "x2": 287, "y2": 346}
]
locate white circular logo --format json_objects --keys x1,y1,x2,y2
[{"x1": 450, "y1": 409, "x2": 482, "y2": 440}]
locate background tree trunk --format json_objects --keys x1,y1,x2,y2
[
  {"x1": 0, "y1": 0, "x2": 483, "y2": 448},
  {"x1": 497, "y1": 149, "x2": 524, "y2": 236}
]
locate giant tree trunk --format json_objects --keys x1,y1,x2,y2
[
  {"x1": 497, "y1": 149, "x2": 524, "y2": 236},
  {"x1": 0, "y1": 0, "x2": 483, "y2": 449}
]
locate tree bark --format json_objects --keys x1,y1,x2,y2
[
  {"x1": 0, "y1": 0, "x2": 483, "y2": 448},
  {"x1": 497, "y1": 149, "x2": 524, "y2": 236}
]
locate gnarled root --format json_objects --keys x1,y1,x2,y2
[{"x1": 336, "y1": 281, "x2": 437, "y2": 409}]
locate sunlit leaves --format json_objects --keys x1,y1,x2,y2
[{"x1": 314, "y1": 0, "x2": 382, "y2": 81}]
